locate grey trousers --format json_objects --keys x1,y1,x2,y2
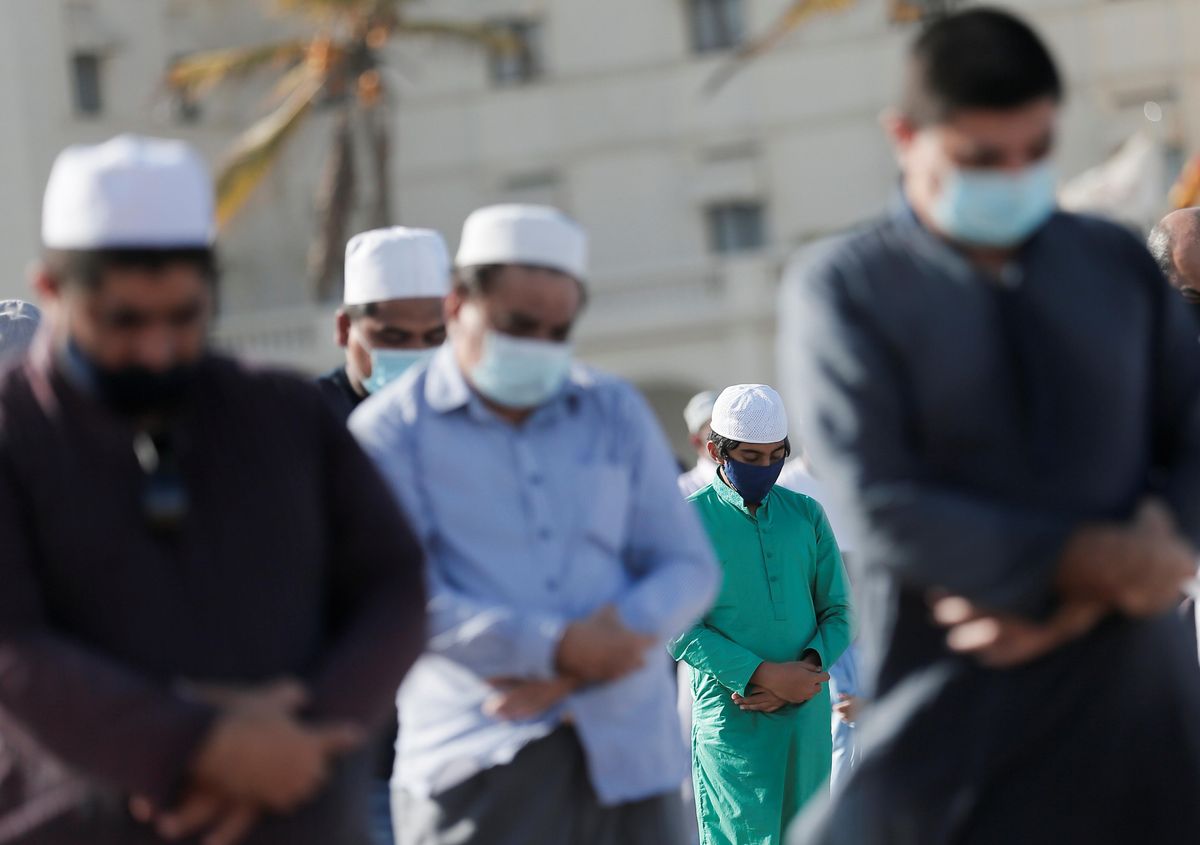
[{"x1": 392, "y1": 728, "x2": 688, "y2": 845}]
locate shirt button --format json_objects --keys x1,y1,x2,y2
[
  {"x1": 529, "y1": 473, "x2": 543, "y2": 485},
  {"x1": 546, "y1": 578, "x2": 559, "y2": 591},
  {"x1": 538, "y1": 528, "x2": 552, "y2": 541},
  {"x1": 765, "y1": 552, "x2": 774, "y2": 559}
]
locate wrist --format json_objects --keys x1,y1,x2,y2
[
  {"x1": 749, "y1": 661, "x2": 778, "y2": 693},
  {"x1": 1057, "y1": 524, "x2": 1128, "y2": 603}
]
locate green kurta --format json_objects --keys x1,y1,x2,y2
[{"x1": 670, "y1": 477, "x2": 853, "y2": 845}]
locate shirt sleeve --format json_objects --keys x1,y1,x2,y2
[
  {"x1": 668, "y1": 624, "x2": 763, "y2": 697},
  {"x1": 779, "y1": 250, "x2": 1073, "y2": 618},
  {"x1": 303, "y1": 398, "x2": 428, "y2": 727},
  {"x1": 0, "y1": 440, "x2": 215, "y2": 805},
  {"x1": 801, "y1": 502, "x2": 854, "y2": 669},
  {"x1": 349, "y1": 395, "x2": 565, "y2": 681},
  {"x1": 1136, "y1": 234, "x2": 1200, "y2": 545},
  {"x1": 611, "y1": 387, "x2": 721, "y2": 639}
]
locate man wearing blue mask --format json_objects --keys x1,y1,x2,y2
[
  {"x1": 318, "y1": 227, "x2": 450, "y2": 422},
  {"x1": 783, "y1": 8, "x2": 1200, "y2": 844},
  {"x1": 670, "y1": 384, "x2": 852, "y2": 845},
  {"x1": 350, "y1": 204, "x2": 719, "y2": 845}
]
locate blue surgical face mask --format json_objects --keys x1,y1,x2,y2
[
  {"x1": 931, "y1": 160, "x2": 1057, "y2": 248},
  {"x1": 362, "y1": 348, "x2": 435, "y2": 394},
  {"x1": 469, "y1": 330, "x2": 573, "y2": 409},
  {"x1": 721, "y1": 457, "x2": 785, "y2": 506}
]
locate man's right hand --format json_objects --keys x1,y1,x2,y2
[
  {"x1": 555, "y1": 605, "x2": 656, "y2": 683},
  {"x1": 749, "y1": 661, "x2": 830, "y2": 705},
  {"x1": 190, "y1": 706, "x2": 363, "y2": 813},
  {"x1": 1058, "y1": 499, "x2": 1195, "y2": 617}
]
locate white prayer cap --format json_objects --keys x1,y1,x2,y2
[
  {"x1": 0, "y1": 301, "x2": 41, "y2": 364},
  {"x1": 42, "y1": 134, "x2": 214, "y2": 250},
  {"x1": 710, "y1": 384, "x2": 789, "y2": 444},
  {"x1": 683, "y1": 390, "x2": 720, "y2": 434},
  {"x1": 344, "y1": 227, "x2": 450, "y2": 306},
  {"x1": 456, "y1": 204, "x2": 587, "y2": 280}
]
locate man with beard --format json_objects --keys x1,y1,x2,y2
[{"x1": 0, "y1": 134, "x2": 427, "y2": 844}]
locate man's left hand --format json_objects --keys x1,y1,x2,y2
[
  {"x1": 130, "y1": 791, "x2": 258, "y2": 845},
  {"x1": 931, "y1": 595, "x2": 1105, "y2": 668},
  {"x1": 129, "y1": 677, "x2": 317, "y2": 844},
  {"x1": 731, "y1": 686, "x2": 788, "y2": 713},
  {"x1": 484, "y1": 677, "x2": 578, "y2": 721}
]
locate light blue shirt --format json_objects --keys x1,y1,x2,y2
[
  {"x1": 349, "y1": 347, "x2": 719, "y2": 805},
  {"x1": 828, "y1": 643, "x2": 860, "y2": 792}
]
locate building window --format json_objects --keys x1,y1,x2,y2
[
  {"x1": 489, "y1": 21, "x2": 542, "y2": 86},
  {"x1": 706, "y1": 201, "x2": 766, "y2": 255},
  {"x1": 688, "y1": 0, "x2": 745, "y2": 54},
  {"x1": 71, "y1": 52, "x2": 102, "y2": 116},
  {"x1": 169, "y1": 55, "x2": 203, "y2": 124}
]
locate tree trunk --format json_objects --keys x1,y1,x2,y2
[
  {"x1": 309, "y1": 107, "x2": 357, "y2": 303},
  {"x1": 362, "y1": 102, "x2": 392, "y2": 229}
]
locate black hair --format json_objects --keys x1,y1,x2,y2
[
  {"x1": 343, "y1": 302, "x2": 381, "y2": 321},
  {"x1": 43, "y1": 247, "x2": 220, "y2": 290},
  {"x1": 708, "y1": 431, "x2": 792, "y2": 462},
  {"x1": 902, "y1": 8, "x2": 1062, "y2": 126},
  {"x1": 455, "y1": 263, "x2": 589, "y2": 307}
]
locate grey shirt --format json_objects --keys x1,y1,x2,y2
[{"x1": 781, "y1": 201, "x2": 1200, "y2": 844}]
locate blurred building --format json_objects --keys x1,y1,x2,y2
[{"x1": 1, "y1": 0, "x2": 1198, "y2": 454}]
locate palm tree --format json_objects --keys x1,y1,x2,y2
[
  {"x1": 167, "y1": 0, "x2": 515, "y2": 301},
  {"x1": 705, "y1": 0, "x2": 966, "y2": 94}
]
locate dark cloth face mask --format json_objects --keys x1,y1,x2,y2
[
  {"x1": 722, "y1": 457, "x2": 785, "y2": 506},
  {"x1": 66, "y1": 338, "x2": 199, "y2": 417}
]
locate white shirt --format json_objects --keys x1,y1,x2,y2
[
  {"x1": 677, "y1": 458, "x2": 717, "y2": 499},
  {"x1": 777, "y1": 460, "x2": 857, "y2": 554}
]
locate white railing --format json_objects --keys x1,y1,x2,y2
[
  {"x1": 209, "y1": 254, "x2": 785, "y2": 374},
  {"x1": 212, "y1": 303, "x2": 340, "y2": 373}
]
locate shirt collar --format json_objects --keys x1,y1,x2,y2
[
  {"x1": 889, "y1": 187, "x2": 1047, "y2": 289},
  {"x1": 424, "y1": 345, "x2": 473, "y2": 414},
  {"x1": 712, "y1": 466, "x2": 774, "y2": 519},
  {"x1": 424, "y1": 342, "x2": 590, "y2": 423}
]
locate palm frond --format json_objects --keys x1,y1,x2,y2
[
  {"x1": 215, "y1": 74, "x2": 324, "y2": 227},
  {"x1": 310, "y1": 111, "x2": 358, "y2": 300},
  {"x1": 168, "y1": 40, "x2": 309, "y2": 95},
  {"x1": 273, "y1": 0, "x2": 373, "y2": 17},
  {"x1": 268, "y1": 60, "x2": 317, "y2": 106},
  {"x1": 393, "y1": 19, "x2": 521, "y2": 54},
  {"x1": 704, "y1": 0, "x2": 857, "y2": 96}
]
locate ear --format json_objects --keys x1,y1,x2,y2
[
  {"x1": 444, "y1": 287, "x2": 466, "y2": 325},
  {"x1": 335, "y1": 310, "x2": 351, "y2": 348},
  {"x1": 881, "y1": 108, "x2": 917, "y2": 161},
  {"x1": 705, "y1": 440, "x2": 722, "y2": 464},
  {"x1": 689, "y1": 433, "x2": 702, "y2": 451},
  {"x1": 31, "y1": 263, "x2": 62, "y2": 305}
]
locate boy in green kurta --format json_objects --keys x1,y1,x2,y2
[{"x1": 670, "y1": 384, "x2": 853, "y2": 845}]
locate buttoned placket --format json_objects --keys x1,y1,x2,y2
[
  {"x1": 754, "y1": 500, "x2": 789, "y2": 621},
  {"x1": 717, "y1": 478, "x2": 790, "y2": 622}
]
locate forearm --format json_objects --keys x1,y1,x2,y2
[
  {"x1": 305, "y1": 590, "x2": 427, "y2": 727},
  {"x1": 428, "y1": 594, "x2": 567, "y2": 681},
  {"x1": 616, "y1": 556, "x2": 720, "y2": 639},
  {"x1": 669, "y1": 624, "x2": 763, "y2": 697},
  {"x1": 0, "y1": 632, "x2": 216, "y2": 805}
]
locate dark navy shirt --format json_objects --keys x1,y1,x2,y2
[{"x1": 781, "y1": 203, "x2": 1200, "y2": 843}]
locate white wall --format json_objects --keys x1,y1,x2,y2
[{"x1": 4, "y1": 0, "x2": 1200, "y2": 450}]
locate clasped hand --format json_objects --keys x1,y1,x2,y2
[{"x1": 130, "y1": 679, "x2": 363, "y2": 845}]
